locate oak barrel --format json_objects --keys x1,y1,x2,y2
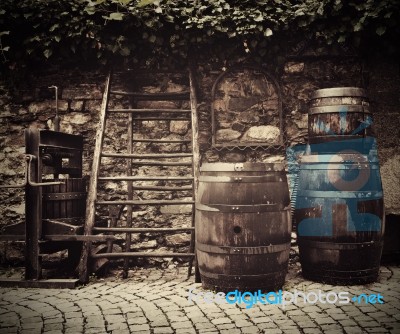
[
  {"x1": 308, "y1": 87, "x2": 374, "y2": 145},
  {"x1": 196, "y1": 162, "x2": 291, "y2": 292},
  {"x1": 295, "y1": 153, "x2": 384, "y2": 284}
]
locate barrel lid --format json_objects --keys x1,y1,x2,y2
[
  {"x1": 200, "y1": 162, "x2": 285, "y2": 172},
  {"x1": 311, "y1": 87, "x2": 367, "y2": 99}
]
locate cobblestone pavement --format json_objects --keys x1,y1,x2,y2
[{"x1": 0, "y1": 264, "x2": 399, "y2": 334}]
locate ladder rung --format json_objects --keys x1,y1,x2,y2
[
  {"x1": 109, "y1": 91, "x2": 190, "y2": 100},
  {"x1": 130, "y1": 161, "x2": 192, "y2": 166},
  {"x1": 132, "y1": 139, "x2": 191, "y2": 143},
  {"x1": 108, "y1": 108, "x2": 191, "y2": 114},
  {"x1": 43, "y1": 235, "x2": 116, "y2": 242},
  {"x1": 132, "y1": 185, "x2": 193, "y2": 191},
  {"x1": 101, "y1": 153, "x2": 193, "y2": 159},
  {"x1": 90, "y1": 252, "x2": 195, "y2": 259},
  {"x1": 96, "y1": 200, "x2": 195, "y2": 205},
  {"x1": 98, "y1": 176, "x2": 194, "y2": 181},
  {"x1": 92, "y1": 227, "x2": 195, "y2": 233},
  {"x1": 133, "y1": 117, "x2": 190, "y2": 121}
]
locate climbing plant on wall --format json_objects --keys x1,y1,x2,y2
[{"x1": 0, "y1": 0, "x2": 399, "y2": 70}]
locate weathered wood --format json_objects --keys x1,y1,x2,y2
[
  {"x1": 78, "y1": 71, "x2": 112, "y2": 283},
  {"x1": 42, "y1": 219, "x2": 83, "y2": 235},
  {"x1": 108, "y1": 108, "x2": 191, "y2": 113},
  {"x1": 123, "y1": 108, "x2": 134, "y2": 278},
  {"x1": 43, "y1": 235, "x2": 116, "y2": 241},
  {"x1": 92, "y1": 227, "x2": 195, "y2": 233},
  {"x1": 25, "y1": 128, "x2": 42, "y2": 280},
  {"x1": 96, "y1": 200, "x2": 194, "y2": 205},
  {"x1": 98, "y1": 176, "x2": 194, "y2": 181},
  {"x1": 0, "y1": 278, "x2": 80, "y2": 289},
  {"x1": 42, "y1": 179, "x2": 86, "y2": 219},
  {"x1": 128, "y1": 160, "x2": 192, "y2": 166},
  {"x1": 188, "y1": 64, "x2": 201, "y2": 281},
  {"x1": 131, "y1": 139, "x2": 191, "y2": 143},
  {"x1": 91, "y1": 252, "x2": 195, "y2": 258},
  {"x1": 196, "y1": 163, "x2": 292, "y2": 292},
  {"x1": 129, "y1": 185, "x2": 193, "y2": 191},
  {"x1": 101, "y1": 153, "x2": 193, "y2": 158},
  {"x1": 110, "y1": 90, "x2": 190, "y2": 100}
]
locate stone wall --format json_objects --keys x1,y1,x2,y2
[{"x1": 0, "y1": 50, "x2": 399, "y2": 265}]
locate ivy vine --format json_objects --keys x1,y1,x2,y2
[{"x1": 0, "y1": 0, "x2": 399, "y2": 71}]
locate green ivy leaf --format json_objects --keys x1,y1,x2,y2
[
  {"x1": 120, "y1": 47, "x2": 130, "y2": 56},
  {"x1": 43, "y1": 49, "x2": 53, "y2": 58},
  {"x1": 376, "y1": 26, "x2": 386, "y2": 36},
  {"x1": 353, "y1": 22, "x2": 363, "y2": 31},
  {"x1": 137, "y1": 0, "x2": 157, "y2": 7},
  {"x1": 103, "y1": 12, "x2": 124, "y2": 20},
  {"x1": 264, "y1": 28, "x2": 273, "y2": 37}
]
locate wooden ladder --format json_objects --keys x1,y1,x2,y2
[{"x1": 78, "y1": 67, "x2": 200, "y2": 283}]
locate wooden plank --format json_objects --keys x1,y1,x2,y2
[
  {"x1": 130, "y1": 117, "x2": 190, "y2": 121},
  {"x1": 78, "y1": 71, "x2": 112, "y2": 283},
  {"x1": 108, "y1": 108, "x2": 190, "y2": 113},
  {"x1": 123, "y1": 108, "x2": 134, "y2": 278},
  {"x1": 96, "y1": 200, "x2": 194, "y2": 205},
  {"x1": 0, "y1": 235, "x2": 26, "y2": 241},
  {"x1": 91, "y1": 252, "x2": 195, "y2": 259},
  {"x1": 131, "y1": 139, "x2": 191, "y2": 143},
  {"x1": 189, "y1": 63, "x2": 201, "y2": 281},
  {"x1": 0, "y1": 278, "x2": 80, "y2": 289},
  {"x1": 129, "y1": 161, "x2": 192, "y2": 166},
  {"x1": 43, "y1": 235, "x2": 116, "y2": 241},
  {"x1": 92, "y1": 227, "x2": 195, "y2": 233},
  {"x1": 98, "y1": 176, "x2": 194, "y2": 181},
  {"x1": 101, "y1": 153, "x2": 193, "y2": 158},
  {"x1": 25, "y1": 128, "x2": 42, "y2": 280},
  {"x1": 131, "y1": 185, "x2": 193, "y2": 191},
  {"x1": 109, "y1": 91, "x2": 190, "y2": 100}
]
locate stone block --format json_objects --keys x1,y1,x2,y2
[
  {"x1": 160, "y1": 204, "x2": 193, "y2": 215},
  {"x1": 284, "y1": 62, "x2": 305, "y2": 74},
  {"x1": 62, "y1": 84, "x2": 102, "y2": 100},
  {"x1": 229, "y1": 97, "x2": 260, "y2": 112},
  {"x1": 380, "y1": 154, "x2": 400, "y2": 215},
  {"x1": 224, "y1": 152, "x2": 246, "y2": 162},
  {"x1": 243, "y1": 125, "x2": 281, "y2": 143},
  {"x1": 170, "y1": 121, "x2": 189, "y2": 135},
  {"x1": 28, "y1": 100, "x2": 68, "y2": 114},
  {"x1": 165, "y1": 234, "x2": 190, "y2": 246},
  {"x1": 216, "y1": 129, "x2": 241, "y2": 142},
  {"x1": 231, "y1": 123, "x2": 246, "y2": 132},
  {"x1": 237, "y1": 110, "x2": 260, "y2": 124},
  {"x1": 70, "y1": 100, "x2": 84, "y2": 112}
]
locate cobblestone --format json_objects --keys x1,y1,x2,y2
[{"x1": 0, "y1": 265, "x2": 399, "y2": 333}]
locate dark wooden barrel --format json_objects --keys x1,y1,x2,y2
[
  {"x1": 196, "y1": 162, "x2": 291, "y2": 292},
  {"x1": 308, "y1": 87, "x2": 374, "y2": 145},
  {"x1": 42, "y1": 178, "x2": 87, "y2": 219},
  {"x1": 294, "y1": 153, "x2": 384, "y2": 285}
]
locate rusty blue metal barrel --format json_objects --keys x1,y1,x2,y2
[
  {"x1": 308, "y1": 87, "x2": 374, "y2": 145},
  {"x1": 195, "y1": 162, "x2": 291, "y2": 292},
  {"x1": 295, "y1": 152, "x2": 384, "y2": 284}
]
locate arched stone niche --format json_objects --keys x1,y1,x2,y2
[{"x1": 211, "y1": 66, "x2": 283, "y2": 148}]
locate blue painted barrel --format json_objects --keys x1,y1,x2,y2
[{"x1": 294, "y1": 152, "x2": 384, "y2": 285}]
